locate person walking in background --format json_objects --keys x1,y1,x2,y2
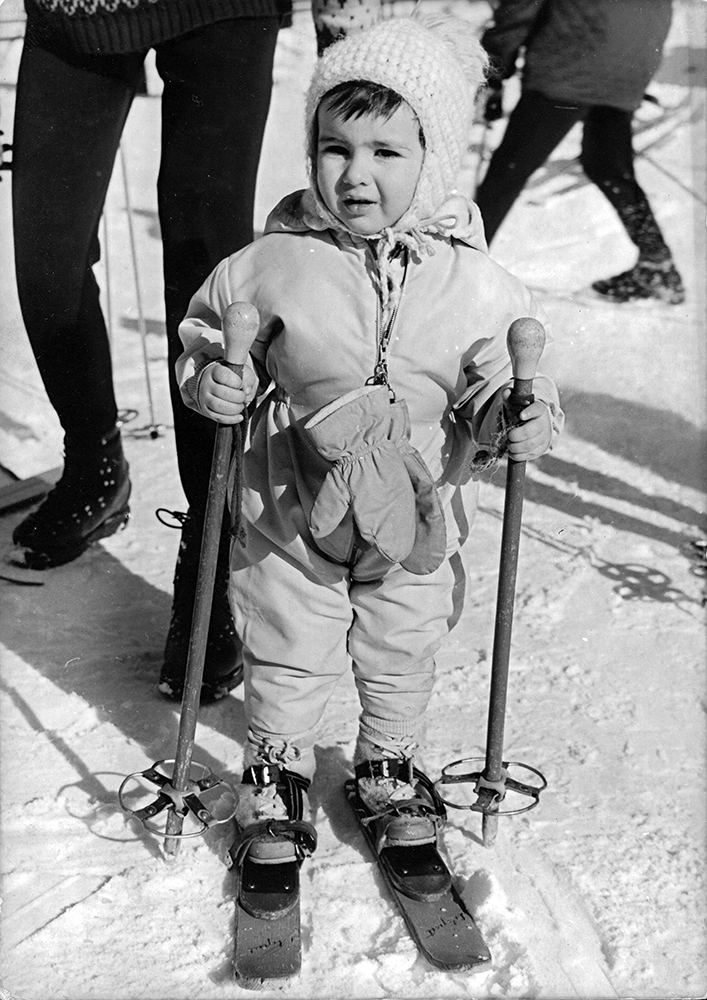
[
  {"x1": 474, "y1": 0, "x2": 685, "y2": 305},
  {"x1": 9, "y1": 0, "x2": 378, "y2": 703}
]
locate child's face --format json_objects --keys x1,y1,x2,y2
[{"x1": 316, "y1": 96, "x2": 424, "y2": 235}]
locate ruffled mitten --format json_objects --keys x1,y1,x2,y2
[{"x1": 304, "y1": 385, "x2": 446, "y2": 574}]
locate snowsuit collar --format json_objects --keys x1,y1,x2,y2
[
  {"x1": 264, "y1": 187, "x2": 489, "y2": 315},
  {"x1": 264, "y1": 186, "x2": 488, "y2": 254}
]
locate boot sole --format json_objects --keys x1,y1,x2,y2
[
  {"x1": 158, "y1": 665, "x2": 244, "y2": 704},
  {"x1": 16, "y1": 505, "x2": 131, "y2": 569}
]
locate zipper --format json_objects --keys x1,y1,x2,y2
[{"x1": 366, "y1": 248, "x2": 409, "y2": 401}]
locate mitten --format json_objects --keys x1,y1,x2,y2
[
  {"x1": 397, "y1": 441, "x2": 446, "y2": 575},
  {"x1": 305, "y1": 385, "x2": 417, "y2": 565}
]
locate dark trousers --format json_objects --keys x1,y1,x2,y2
[
  {"x1": 12, "y1": 17, "x2": 279, "y2": 510},
  {"x1": 475, "y1": 89, "x2": 656, "y2": 247}
]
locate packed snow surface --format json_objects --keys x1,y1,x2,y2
[{"x1": 0, "y1": 2, "x2": 705, "y2": 998}]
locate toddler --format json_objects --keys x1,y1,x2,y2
[{"x1": 176, "y1": 14, "x2": 564, "y2": 913}]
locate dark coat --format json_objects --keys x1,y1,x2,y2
[{"x1": 482, "y1": 0, "x2": 673, "y2": 111}]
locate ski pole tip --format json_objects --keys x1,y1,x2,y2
[{"x1": 507, "y1": 317, "x2": 546, "y2": 382}]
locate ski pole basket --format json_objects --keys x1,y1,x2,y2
[
  {"x1": 436, "y1": 756, "x2": 546, "y2": 818},
  {"x1": 119, "y1": 758, "x2": 238, "y2": 840},
  {"x1": 436, "y1": 317, "x2": 550, "y2": 847}
]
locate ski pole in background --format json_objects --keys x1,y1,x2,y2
[
  {"x1": 470, "y1": 119, "x2": 492, "y2": 198},
  {"x1": 119, "y1": 302, "x2": 259, "y2": 857},
  {"x1": 119, "y1": 141, "x2": 164, "y2": 439},
  {"x1": 469, "y1": 79, "x2": 503, "y2": 199},
  {"x1": 436, "y1": 318, "x2": 548, "y2": 846}
]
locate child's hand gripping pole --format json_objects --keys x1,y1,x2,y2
[
  {"x1": 116, "y1": 303, "x2": 259, "y2": 857},
  {"x1": 435, "y1": 318, "x2": 549, "y2": 846}
]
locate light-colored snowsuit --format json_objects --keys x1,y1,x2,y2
[{"x1": 176, "y1": 191, "x2": 563, "y2": 757}]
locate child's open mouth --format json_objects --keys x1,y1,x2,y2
[{"x1": 343, "y1": 198, "x2": 375, "y2": 214}]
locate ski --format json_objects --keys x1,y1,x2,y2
[
  {"x1": 228, "y1": 774, "x2": 316, "y2": 985},
  {"x1": 232, "y1": 886, "x2": 302, "y2": 985},
  {"x1": 345, "y1": 778, "x2": 492, "y2": 972}
]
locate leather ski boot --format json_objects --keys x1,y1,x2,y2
[
  {"x1": 354, "y1": 755, "x2": 451, "y2": 901},
  {"x1": 12, "y1": 426, "x2": 130, "y2": 569},
  {"x1": 158, "y1": 507, "x2": 243, "y2": 704},
  {"x1": 229, "y1": 760, "x2": 317, "y2": 919}
]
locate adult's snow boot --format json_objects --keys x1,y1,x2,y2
[
  {"x1": 592, "y1": 195, "x2": 685, "y2": 304},
  {"x1": 12, "y1": 426, "x2": 131, "y2": 568},
  {"x1": 158, "y1": 507, "x2": 243, "y2": 704},
  {"x1": 592, "y1": 259, "x2": 685, "y2": 304}
]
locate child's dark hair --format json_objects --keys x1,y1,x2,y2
[{"x1": 321, "y1": 80, "x2": 426, "y2": 148}]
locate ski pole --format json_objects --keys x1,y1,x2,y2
[
  {"x1": 470, "y1": 119, "x2": 492, "y2": 199},
  {"x1": 119, "y1": 141, "x2": 164, "y2": 439},
  {"x1": 163, "y1": 301, "x2": 259, "y2": 856},
  {"x1": 480, "y1": 316, "x2": 545, "y2": 847}
]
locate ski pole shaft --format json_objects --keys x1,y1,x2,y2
[
  {"x1": 482, "y1": 317, "x2": 545, "y2": 845},
  {"x1": 164, "y1": 301, "x2": 259, "y2": 856},
  {"x1": 119, "y1": 142, "x2": 160, "y2": 437}
]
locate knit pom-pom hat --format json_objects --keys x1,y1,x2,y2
[{"x1": 305, "y1": 13, "x2": 489, "y2": 225}]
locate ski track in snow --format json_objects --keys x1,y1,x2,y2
[{"x1": 1, "y1": 1, "x2": 706, "y2": 998}]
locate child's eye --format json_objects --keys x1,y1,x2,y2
[
  {"x1": 376, "y1": 149, "x2": 400, "y2": 159},
  {"x1": 320, "y1": 143, "x2": 348, "y2": 157}
]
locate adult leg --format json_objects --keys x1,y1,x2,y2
[
  {"x1": 475, "y1": 89, "x2": 584, "y2": 244},
  {"x1": 581, "y1": 105, "x2": 684, "y2": 303},
  {"x1": 154, "y1": 18, "x2": 280, "y2": 700},
  {"x1": 156, "y1": 16, "x2": 279, "y2": 507},
  {"x1": 11, "y1": 30, "x2": 144, "y2": 566}
]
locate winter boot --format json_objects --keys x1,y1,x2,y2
[
  {"x1": 592, "y1": 195, "x2": 685, "y2": 304},
  {"x1": 354, "y1": 752, "x2": 451, "y2": 901},
  {"x1": 158, "y1": 508, "x2": 243, "y2": 704},
  {"x1": 12, "y1": 427, "x2": 131, "y2": 569},
  {"x1": 229, "y1": 757, "x2": 317, "y2": 919},
  {"x1": 592, "y1": 259, "x2": 685, "y2": 304}
]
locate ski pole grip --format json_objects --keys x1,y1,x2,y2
[
  {"x1": 221, "y1": 301, "x2": 260, "y2": 374},
  {"x1": 507, "y1": 316, "x2": 545, "y2": 395}
]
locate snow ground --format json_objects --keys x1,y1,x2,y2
[{"x1": 0, "y1": 2, "x2": 706, "y2": 998}]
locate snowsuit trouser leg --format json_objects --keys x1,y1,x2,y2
[{"x1": 229, "y1": 526, "x2": 457, "y2": 754}]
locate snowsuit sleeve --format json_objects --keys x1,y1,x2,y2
[
  {"x1": 175, "y1": 258, "x2": 233, "y2": 413},
  {"x1": 481, "y1": 0, "x2": 549, "y2": 81},
  {"x1": 175, "y1": 253, "x2": 273, "y2": 414},
  {"x1": 452, "y1": 291, "x2": 564, "y2": 470}
]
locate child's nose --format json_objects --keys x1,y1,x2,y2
[{"x1": 343, "y1": 152, "x2": 370, "y2": 185}]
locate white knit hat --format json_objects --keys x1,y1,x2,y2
[{"x1": 305, "y1": 14, "x2": 488, "y2": 223}]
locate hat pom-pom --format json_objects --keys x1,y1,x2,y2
[{"x1": 412, "y1": 12, "x2": 489, "y2": 94}]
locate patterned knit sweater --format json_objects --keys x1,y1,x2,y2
[{"x1": 25, "y1": 0, "x2": 380, "y2": 55}]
